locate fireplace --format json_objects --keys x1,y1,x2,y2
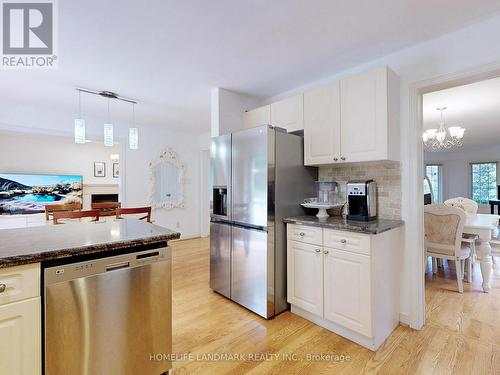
[
  {"x1": 91, "y1": 194, "x2": 119, "y2": 204},
  {"x1": 91, "y1": 194, "x2": 120, "y2": 216}
]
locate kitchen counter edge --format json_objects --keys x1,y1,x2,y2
[{"x1": 283, "y1": 216, "x2": 404, "y2": 235}]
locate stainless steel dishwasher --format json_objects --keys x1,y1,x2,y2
[{"x1": 43, "y1": 247, "x2": 172, "y2": 375}]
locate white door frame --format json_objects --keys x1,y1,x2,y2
[
  {"x1": 408, "y1": 60, "x2": 500, "y2": 329},
  {"x1": 199, "y1": 149, "x2": 210, "y2": 237}
]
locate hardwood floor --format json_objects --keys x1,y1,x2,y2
[{"x1": 170, "y1": 238, "x2": 500, "y2": 374}]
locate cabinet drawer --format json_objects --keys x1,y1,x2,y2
[
  {"x1": 287, "y1": 224, "x2": 322, "y2": 245},
  {"x1": 323, "y1": 229, "x2": 370, "y2": 255},
  {"x1": 0, "y1": 264, "x2": 40, "y2": 305}
]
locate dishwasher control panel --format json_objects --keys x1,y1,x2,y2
[{"x1": 44, "y1": 247, "x2": 170, "y2": 284}]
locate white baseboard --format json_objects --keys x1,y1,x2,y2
[{"x1": 399, "y1": 312, "x2": 410, "y2": 326}]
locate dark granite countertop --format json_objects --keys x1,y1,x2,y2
[
  {"x1": 0, "y1": 219, "x2": 180, "y2": 268},
  {"x1": 283, "y1": 215, "x2": 404, "y2": 234}
]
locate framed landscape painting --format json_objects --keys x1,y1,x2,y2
[{"x1": 0, "y1": 173, "x2": 83, "y2": 215}]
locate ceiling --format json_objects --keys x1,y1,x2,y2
[
  {"x1": 423, "y1": 76, "x2": 500, "y2": 148},
  {"x1": 3, "y1": 0, "x2": 500, "y2": 133}
]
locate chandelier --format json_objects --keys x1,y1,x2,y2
[{"x1": 423, "y1": 107, "x2": 465, "y2": 151}]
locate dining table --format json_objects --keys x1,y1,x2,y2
[{"x1": 463, "y1": 213, "x2": 500, "y2": 292}]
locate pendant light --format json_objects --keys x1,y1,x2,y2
[
  {"x1": 104, "y1": 98, "x2": 114, "y2": 147},
  {"x1": 129, "y1": 103, "x2": 139, "y2": 150},
  {"x1": 74, "y1": 90, "x2": 86, "y2": 144},
  {"x1": 73, "y1": 88, "x2": 138, "y2": 147}
]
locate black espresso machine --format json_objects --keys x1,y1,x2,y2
[{"x1": 346, "y1": 180, "x2": 377, "y2": 221}]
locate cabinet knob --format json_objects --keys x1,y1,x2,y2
[
  {"x1": 341, "y1": 156, "x2": 346, "y2": 161},
  {"x1": 315, "y1": 249, "x2": 321, "y2": 253},
  {"x1": 323, "y1": 250, "x2": 329, "y2": 255},
  {"x1": 333, "y1": 157, "x2": 338, "y2": 161},
  {"x1": 340, "y1": 239, "x2": 347, "y2": 244},
  {"x1": 0, "y1": 283, "x2": 6, "y2": 293},
  {"x1": 299, "y1": 232, "x2": 305, "y2": 237}
]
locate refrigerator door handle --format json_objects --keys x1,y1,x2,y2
[{"x1": 231, "y1": 221, "x2": 267, "y2": 232}]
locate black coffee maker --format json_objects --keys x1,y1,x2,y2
[{"x1": 346, "y1": 180, "x2": 377, "y2": 221}]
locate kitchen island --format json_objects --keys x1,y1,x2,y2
[{"x1": 0, "y1": 219, "x2": 180, "y2": 375}]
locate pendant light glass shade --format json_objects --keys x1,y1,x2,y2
[
  {"x1": 103, "y1": 99, "x2": 114, "y2": 147},
  {"x1": 74, "y1": 118, "x2": 86, "y2": 144},
  {"x1": 129, "y1": 103, "x2": 138, "y2": 150},
  {"x1": 129, "y1": 127, "x2": 138, "y2": 149},
  {"x1": 74, "y1": 90, "x2": 85, "y2": 144},
  {"x1": 104, "y1": 123, "x2": 114, "y2": 147}
]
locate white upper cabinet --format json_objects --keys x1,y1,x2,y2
[
  {"x1": 303, "y1": 82, "x2": 341, "y2": 165},
  {"x1": 340, "y1": 66, "x2": 399, "y2": 162},
  {"x1": 302, "y1": 66, "x2": 399, "y2": 165},
  {"x1": 243, "y1": 105, "x2": 271, "y2": 129},
  {"x1": 270, "y1": 94, "x2": 304, "y2": 132}
]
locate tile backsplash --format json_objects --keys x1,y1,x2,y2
[{"x1": 319, "y1": 160, "x2": 402, "y2": 220}]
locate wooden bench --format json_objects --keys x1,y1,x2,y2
[
  {"x1": 53, "y1": 209, "x2": 100, "y2": 225},
  {"x1": 45, "y1": 203, "x2": 82, "y2": 221},
  {"x1": 115, "y1": 207, "x2": 152, "y2": 223},
  {"x1": 91, "y1": 202, "x2": 121, "y2": 216}
]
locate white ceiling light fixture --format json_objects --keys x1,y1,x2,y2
[
  {"x1": 104, "y1": 98, "x2": 114, "y2": 147},
  {"x1": 423, "y1": 107, "x2": 465, "y2": 151},
  {"x1": 129, "y1": 103, "x2": 139, "y2": 150},
  {"x1": 74, "y1": 90, "x2": 85, "y2": 144},
  {"x1": 75, "y1": 88, "x2": 138, "y2": 147}
]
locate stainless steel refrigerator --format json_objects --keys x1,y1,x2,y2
[{"x1": 210, "y1": 125, "x2": 317, "y2": 318}]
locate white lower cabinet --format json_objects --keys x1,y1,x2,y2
[
  {"x1": 287, "y1": 240, "x2": 323, "y2": 316},
  {"x1": 323, "y1": 248, "x2": 371, "y2": 337},
  {"x1": 286, "y1": 224, "x2": 401, "y2": 351},
  {"x1": 0, "y1": 298, "x2": 41, "y2": 375},
  {"x1": 0, "y1": 264, "x2": 41, "y2": 375}
]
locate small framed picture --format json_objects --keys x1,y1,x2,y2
[
  {"x1": 94, "y1": 162, "x2": 106, "y2": 177},
  {"x1": 113, "y1": 163, "x2": 119, "y2": 178}
]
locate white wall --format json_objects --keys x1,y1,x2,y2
[
  {"x1": 0, "y1": 131, "x2": 119, "y2": 185},
  {"x1": 211, "y1": 88, "x2": 262, "y2": 136},
  {"x1": 425, "y1": 145, "x2": 500, "y2": 211},
  {"x1": 213, "y1": 14, "x2": 500, "y2": 324},
  {"x1": 122, "y1": 126, "x2": 202, "y2": 238}
]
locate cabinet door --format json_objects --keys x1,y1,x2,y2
[
  {"x1": 0, "y1": 298, "x2": 41, "y2": 375},
  {"x1": 270, "y1": 94, "x2": 303, "y2": 132},
  {"x1": 340, "y1": 67, "x2": 388, "y2": 162},
  {"x1": 243, "y1": 105, "x2": 271, "y2": 129},
  {"x1": 303, "y1": 81, "x2": 341, "y2": 165},
  {"x1": 287, "y1": 240, "x2": 323, "y2": 316},
  {"x1": 323, "y1": 248, "x2": 372, "y2": 337}
]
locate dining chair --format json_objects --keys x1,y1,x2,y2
[
  {"x1": 444, "y1": 197, "x2": 479, "y2": 277},
  {"x1": 424, "y1": 204, "x2": 471, "y2": 293},
  {"x1": 45, "y1": 202, "x2": 82, "y2": 221},
  {"x1": 53, "y1": 209, "x2": 100, "y2": 225},
  {"x1": 115, "y1": 207, "x2": 152, "y2": 223},
  {"x1": 444, "y1": 197, "x2": 478, "y2": 215}
]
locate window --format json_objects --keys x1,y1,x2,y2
[
  {"x1": 425, "y1": 164, "x2": 442, "y2": 203},
  {"x1": 471, "y1": 162, "x2": 497, "y2": 204}
]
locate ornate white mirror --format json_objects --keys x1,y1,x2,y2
[{"x1": 150, "y1": 149, "x2": 185, "y2": 209}]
